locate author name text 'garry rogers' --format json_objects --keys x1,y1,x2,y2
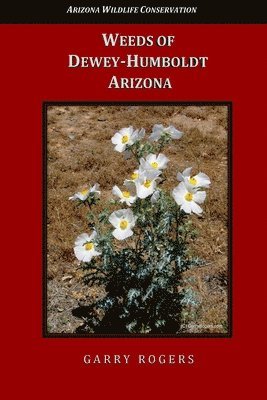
[{"x1": 83, "y1": 354, "x2": 195, "y2": 365}]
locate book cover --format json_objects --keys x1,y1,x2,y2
[{"x1": 1, "y1": 1, "x2": 266, "y2": 397}]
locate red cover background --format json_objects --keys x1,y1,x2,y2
[{"x1": 1, "y1": 24, "x2": 265, "y2": 397}]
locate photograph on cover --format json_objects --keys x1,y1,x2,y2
[{"x1": 43, "y1": 103, "x2": 231, "y2": 336}]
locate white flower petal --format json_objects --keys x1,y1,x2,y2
[
  {"x1": 82, "y1": 251, "x2": 94, "y2": 263},
  {"x1": 176, "y1": 172, "x2": 184, "y2": 182},
  {"x1": 75, "y1": 233, "x2": 90, "y2": 246},
  {"x1": 153, "y1": 124, "x2": 164, "y2": 133},
  {"x1": 172, "y1": 192, "x2": 183, "y2": 205},
  {"x1": 183, "y1": 180, "x2": 198, "y2": 193},
  {"x1": 114, "y1": 142, "x2": 126, "y2": 152},
  {"x1": 181, "y1": 202, "x2": 193, "y2": 214},
  {"x1": 194, "y1": 172, "x2": 211, "y2": 188},
  {"x1": 114, "y1": 209, "x2": 126, "y2": 218},
  {"x1": 173, "y1": 182, "x2": 187, "y2": 195},
  {"x1": 139, "y1": 158, "x2": 147, "y2": 170},
  {"x1": 149, "y1": 125, "x2": 163, "y2": 142},
  {"x1": 88, "y1": 230, "x2": 97, "y2": 241},
  {"x1": 131, "y1": 129, "x2": 140, "y2": 142},
  {"x1": 136, "y1": 183, "x2": 153, "y2": 199},
  {"x1": 138, "y1": 128, "x2": 145, "y2": 139},
  {"x1": 124, "y1": 196, "x2": 136, "y2": 206},
  {"x1": 123, "y1": 208, "x2": 134, "y2": 221},
  {"x1": 90, "y1": 183, "x2": 101, "y2": 194},
  {"x1": 108, "y1": 212, "x2": 120, "y2": 228},
  {"x1": 190, "y1": 202, "x2": 203, "y2": 216},
  {"x1": 112, "y1": 185, "x2": 122, "y2": 197},
  {"x1": 146, "y1": 169, "x2": 161, "y2": 180},
  {"x1": 121, "y1": 126, "x2": 133, "y2": 136},
  {"x1": 157, "y1": 153, "x2": 169, "y2": 168},
  {"x1": 79, "y1": 193, "x2": 88, "y2": 201},
  {"x1": 193, "y1": 190, "x2": 207, "y2": 204},
  {"x1": 132, "y1": 127, "x2": 145, "y2": 141},
  {"x1": 182, "y1": 167, "x2": 192, "y2": 177},
  {"x1": 111, "y1": 132, "x2": 123, "y2": 144},
  {"x1": 149, "y1": 132, "x2": 161, "y2": 141},
  {"x1": 169, "y1": 126, "x2": 183, "y2": 139},
  {"x1": 112, "y1": 227, "x2": 133, "y2": 240},
  {"x1": 74, "y1": 246, "x2": 86, "y2": 260},
  {"x1": 149, "y1": 124, "x2": 182, "y2": 141},
  {"x1": 146, "y1": 154, "x2": 156, "y2": 163}
]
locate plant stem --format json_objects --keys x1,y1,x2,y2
[{"x1": 130, "y1": 147, "x2": 140, "y2": 162}]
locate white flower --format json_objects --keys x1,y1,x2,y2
[
  {"x1": 109, "y1": 209, "x2": 136, "y2": 240},
  {"x1": 112, "y1": 185, "x2": 136, "y2": 206},
  {"x1": 74, "y1": 231, "x2": 101, "y2": 262},
  {"x1": 69, "y1": 183, "x2": 100, "y2": 201},
  {"x1": 140, "y1": 153, "x2": 169, "y2": 171},
  {"x1": 149, "y1": 124, "x2": 183, "y2": 142},
  {"x1": 177, "y1": 167, "x2": 211, "y2": 189},
  {"x1": 69, "y1": 189, "x2": 90, "y2": 202},
  {"x1": 111, "y1": 126, "x2": 137, "y2": 152},
  {"x1": 135, "y1": 169, "x2": 161, "y2": 199},
  {"x1": 172, "y1": 182, "x2": 206, "y2": 216}
]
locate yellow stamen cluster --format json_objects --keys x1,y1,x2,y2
[
  {"x1": 121, "y1": 135, "x2": 129, "y2": 144},
  {"x1": 185, "y1": 193, "x2": 193, "y2": 202},
  {"x1": 122, "y1": 191, "x2": 130, "y2": 198},
  {"x1": 84, "y1": 242, "x2": 94, "y2": 251},
  {"x1": 151, "y1": 161, "x2": 159, "y2": 169},
  {"x1": 80, "y1": 189, "x2": 89, "y2": 196},
  {"x1": 120, "y1": 220, "x2": 128, "y2": 230},
  {"x1": 189, "y1": 177, "x2": 197, "y2": 185},
  {"x1": 144, "y1": 180, "x2": 152, "y2": 188},
  {"x1": 131, "y1": 172, "x2": 138, "y2": 180}
]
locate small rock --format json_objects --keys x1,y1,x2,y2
[{"x1": 62, "y1": 275, "x2": 73, "y2": 281}]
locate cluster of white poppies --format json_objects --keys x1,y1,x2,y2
[
  {"x1": 112, "y1": 152, "x2": 168, "y2": 205},
  {"x1": 108, "y1": 151, "x2": 171, "y2": 241},
  {"x1": 110, "y1": 124, "x2": 181, "y2": 203},
  {"x1": 71, "y1": 124, "x2": 211, "y2": 263}
]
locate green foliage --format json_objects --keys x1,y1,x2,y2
[{"x1": 74, "y1": 192, "x2": 203, "y2": 334}]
